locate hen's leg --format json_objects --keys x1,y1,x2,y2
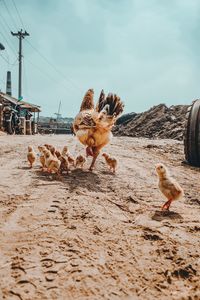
[
  {"x1": 89, "y1": 150, "x2": 100, "y2": 171},
  {"x1": 86, "y1": 146, "x2": 94, "y2": 157}
]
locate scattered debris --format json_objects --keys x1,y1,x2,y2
[{"x1": 114, "y1": 104, "x2": 188, "y2": 140}]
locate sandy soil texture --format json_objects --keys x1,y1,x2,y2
[{"x1": 0, "y1": 135, "x2": 199, "y2": 300}]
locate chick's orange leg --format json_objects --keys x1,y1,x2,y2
[{"x1": 162, "y1": 199, "x2": 172, "y2": 211}]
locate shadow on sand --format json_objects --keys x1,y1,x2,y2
[
  {"x1": 62, "y1": 169, "x2": 102, "y2": 193},
  {"x1": 33, "y1": 168, "x2": 102, "y2": 193},
  {"x1": 18, "y1": 166, "x2": 32, "y2": 170},
  {"x1": 152, "y1": 210, "x2": 183, "y2": 222}
]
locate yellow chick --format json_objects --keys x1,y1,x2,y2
[
  {"x1": 44, "y1": 144, "x2": 51, "y2": 150},
  {"x1": 75, "y1": 155, "x2": 86, "y2": 169},
  {"x1": 61, "y1": 145, "x2": 69, "y2": 156},
  {"x1": 102, "y1": 153, "x2": 117, "y2": 173},
  {"x1": 49, "y1": 145, "x2": 57, "y2": 157},
  {"x1": 27, "y1": 146, "x2": 36, "y2": 168},
  {"x1": 56, "y1": 151, "x2": 69, "y2": 174},
  {"x1": 43, "y1": 149, "x2": 61, "y2": 174},
  {"x1": 38, "y1": 146, "x2": 46, "y2": 169},
  {"x1": 62, "y1": 146, "x2": 75, "y2": 167},
  {"x1": 156, "y1": 163, "x2": 184, "y2": 211},
  {"x1": 55, "y1": 150, "x2": 62, "y2": 158}
]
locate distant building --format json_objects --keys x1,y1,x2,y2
[
  {"x1": 0, "y1": 92, "x2": 41, "y2": 135},
  {"x1": 38, "y1": 116, "x2": 74, "y2": 134}
]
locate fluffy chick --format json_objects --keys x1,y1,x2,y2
[
  {"x1": 49, "y1": 145, "x2": 57, "y2": 157},
  {"x1": 43, "y1": 149, "x2": 61, "y2": 174},
  {"x1": 61, "y1": 146, "x2": 68, "y2": 156},
  {"x1": 156, "y1": 163, "x2": 184, "y2": 211},
  {"x1": 102, "y1": 153, "x2": 117, "y2": 173},
  {"x1": 27, "y1": 146, "x2": 36, "y2": 168},
  {"x1": 44, "y1": 144, "x2": 51, "y2": 150},
  {"x1": 55, "y1": 150, "x2": 62, "y2": 158},
  {"x1": 62, "y1": 146, "x2": 75, "y2": 167},
  {"x1": 56, "y1": 152, "x2": 69, "y2": 174},
  {"x1": 75, "y1": 155, "x2": 86, "y2": 169},
  {"x1": 38, "y1": 146, "x2": 46, "y2": 169}
]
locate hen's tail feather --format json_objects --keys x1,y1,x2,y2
[
  {"x1": 80, "y1": 89, "x2": 94, "y2": 111},
  {"x1": 103, "y1": 93, "x2": 124, "y2": 117},
  {"x1": 96, "y1": 89, "x2": 106, "y2": 112}
]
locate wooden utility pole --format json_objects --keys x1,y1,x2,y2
[{"x1": 11, "y1": 29, "x2": 29, "y2": 100}]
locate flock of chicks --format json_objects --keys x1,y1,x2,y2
[
  {"x1": 27, "y1": 144, "x2": 184, "y2": 211},
  {"x1": 27, "y1": 144, "x2": 118, "y2": 176},
  {"x1": 26, "y1": 87, "x2": 184, "y2": 212}
]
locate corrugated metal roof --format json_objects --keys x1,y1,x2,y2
[
  {"x1": 0, "y1": 92, "x2": 41, "y2": 112},
  {"x1": 19, "y1": 101, "x2": 41, "y2": 112},
  {"x1": 0, "y1": 92, "x2": 18, "y2": 105}
]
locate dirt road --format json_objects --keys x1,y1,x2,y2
[{"x1": 0, "y1": 135, "x2": 199, "y2": 300}]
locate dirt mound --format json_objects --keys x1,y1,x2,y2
[{"x1": 114, "y1": 104, "x2": 188, "y2": 140}]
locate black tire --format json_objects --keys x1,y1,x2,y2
[{"x1": 184, "y1": 99, "x2": 200, "y2": 166}]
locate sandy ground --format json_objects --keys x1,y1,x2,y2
[{"x1": 0, "y1": 134, "x2": 199, "y2": 300}]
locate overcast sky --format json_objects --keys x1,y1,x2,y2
[{"x1": 0, "y1": 0, "x2": 200, "y2": 117}]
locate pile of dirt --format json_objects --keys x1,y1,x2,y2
[{"x1": 114, "y1": 104, "x2": 188, "y2": 140}]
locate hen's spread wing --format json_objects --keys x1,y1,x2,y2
[
  {"x1": 96, "y1": 89, "x2": 106, "y2": 112},
  {"x1": 74, "y1": 89, "x2": 124, "y2": 133},
  {"x1": 96, "y1": 91, "x2": 124, "y2": 117},
  {"x1": 80, "y1": 89, "x2": 94, "y2": 111}
]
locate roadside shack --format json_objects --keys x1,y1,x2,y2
[{"x1": 0, "y1": 92, "x2": 41, "y2": 135}]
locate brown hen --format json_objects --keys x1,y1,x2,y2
[{"x1": 73, "y1": 89, "x2": 124, "y2": 170}]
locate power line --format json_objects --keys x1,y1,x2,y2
[
  {"x1": 0, "y1": 12, "x2": 18, "y2": 57},
  {"x1": 1, "y1": 0, "x2": 83, "y2": 95},
  {"x1": 11, "y1": 0, "x2": 25, "y2": 29},
  {"x1": 0, "y1": 53, "x2": 9, "y2": 64},
  {"x1": 0, "y1": 6, "x2": 13, "y2": 32},
  {"x1": 25, "y1": 39, "x2": 83, "y2": 93},
  {"x1": 0, "y1": 28, "x2": 17, "y2": 57},
  {"x1": 0, "y1": 1, "x2": 19, "y2": 59},
  {"x1": 10, "y1": 57, "x2": 18, "y2": 67},
  {"x1": 2, "y1": 0, "x2": 19, "y2": 29},
  {"x1": 25, "y1": 57, "x2": 81, "y2": 97},
  {"x1": 25, "y1": 56, "x2": 83, "y2": 107},
  {"x1": 25, "y1": 57, "x2": 62, "y2": 84},
  {"x1": 24, "y1": 57, "x2": 74, "y2": 108},
  {"x1": 0, "y1": 0, "x2": 83, "y2": 102},
  {"x1": 23, "y1": 58, "x2": 29, "y2": 98}
]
